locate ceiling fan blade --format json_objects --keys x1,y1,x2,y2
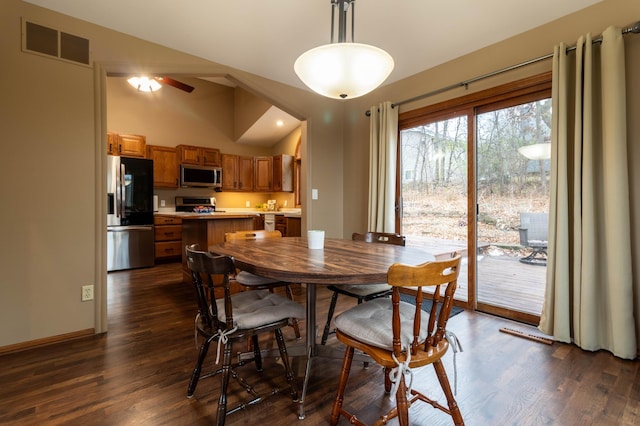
[{"x1": 154, "y1": 76, "x2": 195, "y2": 93}]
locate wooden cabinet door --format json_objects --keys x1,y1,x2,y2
[
  {"x1": 177, "y1": 145, "x2": 201, "y2": 165},
  {"x1": 147, "y1": 145, "x2": 178, "y2": 188},
  {"x1": 273, "y1": 154, "x2": 293, "y2": 192},
  {"x1": 202, "y1": 148, "x2": 220, "y2": 167},
  {"x1": 117, "y1": 134, "x2": 146, "y2": 158},
  {"x1": 286, "y1": 217, "x2": 301, "y2": 237},
  {"x1": 107, "y1": 132, "x2": 119, "y2": 155},
  {"x1": 253, "y1": 215, "x2": 265, "y2": 230},
  {"x1": 275, "y1": 215, "x2": 287, "y2": 236},
  {"x1": 221, "y1": 154, "x2": 238, "y2": 190},
  {"x1": 254, "y1": 156, "x2": 272, "y2": 192},
  {"x1": 237, "y1": 156, "x2": 254, "y2": 191}
]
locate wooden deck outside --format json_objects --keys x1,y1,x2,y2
[{"x1": 406, "y1": 236, "x2": 546, "y2": 318}]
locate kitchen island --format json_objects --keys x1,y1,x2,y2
[{"x1": 178, "y1": 212, "x2": 257, "y2": 285}]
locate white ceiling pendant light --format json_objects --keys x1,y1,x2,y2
[
  {"x1": 294, "y1": 0, "x2": 394, "y2": 99},
  {"x1": 127, "y1": 76, "x2": 162, "y2": 92}
]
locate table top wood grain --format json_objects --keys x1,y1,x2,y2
[{"x1": 209, "y1": 237, "x2": 435, "y2": 285}]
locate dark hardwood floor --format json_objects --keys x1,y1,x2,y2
[{"x1": 1, "y1": 262, "x2": 639, "y2": 425}]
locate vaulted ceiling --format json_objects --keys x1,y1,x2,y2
[
  {"x1": 25, "y1": 0, "x2": 601, "y2": 91},
  {"x1": 25, "y1": 0, "x2": 602, "y2": 146}
]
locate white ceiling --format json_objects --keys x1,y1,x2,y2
[
  {"x1": 25, "y1": 0, "x2": 602, "y2": 145},
  {"x1": 25, "y1": 0, "x2": 601, "y2": 90}
]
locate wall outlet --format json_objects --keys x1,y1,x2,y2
[
  {"x1": 246, "y1": 200, "x2": 251, "y2": 207},
  {"x1": 160, "y1": 199, "x2": 166, "y2": 207},
  {"x1": 82, "y1": 285, "x2": 94, "y2": 301}
]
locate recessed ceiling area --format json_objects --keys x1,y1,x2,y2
[
  {"x1": 234, "y1": 105, "x2": 300, "y2": 148},
  {"x1": 198, "y1": 76, "x2": 301, "y2": 147}
]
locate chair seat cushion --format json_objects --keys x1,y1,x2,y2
[
  {"x1": 235, "y1": 271, "x2": 280, "y2": 286},
  {"x1": 331, "y1": 283, "x2": 391, "y2": 297},
  {"x1": 216, "y1": 290, "x2": 304, "y2": 329},
  {"x1": 334, "y1": 298, "x2": 429, "y2": 351}
]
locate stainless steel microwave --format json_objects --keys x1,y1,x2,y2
[{"x1": 180, "y1": 164, "x2": 222, "y2": 188}]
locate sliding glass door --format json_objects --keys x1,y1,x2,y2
[
  {"x1": 399, "y1": 111, "x2": 472, "y2": 305},
  {"x1": 475, "y1": 98, "x2": 550, "y2": 323},
  {"x1": 397, "y1": 74, "x2": 552, "y2": 323}
]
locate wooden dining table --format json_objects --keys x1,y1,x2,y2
[{"x1": 209, "y1": 236, "x2": 435, "y2": 419}]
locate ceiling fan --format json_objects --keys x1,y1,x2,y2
[
  {"x1": 123, "y1": 75, "x2": 195, "y2": 93},
  {"x1": 153, "y1": 76, "x2": 194, "y2": 93}
]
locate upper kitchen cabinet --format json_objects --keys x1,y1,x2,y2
[
  {"x1": 221, "y1": 154, "x2": 254, "y2": 191},
  {"x1": 177, "y1": 144, "x2": 220, "y2": 167},
  {"x1": 273, "y1": 154, "x2": 293, "y2": 192},
  {"x1": 146, "y1": 145, "x2": 178, "y2": 188},
  {"x1": 254, "y1": 156, "x2": 273, "y2": 192},
  {"x1": 107, "y1": 132, "x2": 146, "y2": 158}
]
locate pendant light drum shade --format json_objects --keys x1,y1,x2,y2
[{"x1": 294, "y1": 42, "x2": 394, "y2": 99}]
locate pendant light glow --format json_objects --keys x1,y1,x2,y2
[
  {"x1": 294, "y1": 0, "x2": 394, "y2": 99},
  {"x1": 295, "y1": 42, "x2": 394, "y2": 99}
]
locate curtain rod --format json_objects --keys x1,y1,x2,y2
[{"x1": 365, "y1": 20, "x2": 640, "y2": 117}]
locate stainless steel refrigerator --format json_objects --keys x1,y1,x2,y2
[{"x1": 107, "y1": 155, "x2": 155, "y2": 271}]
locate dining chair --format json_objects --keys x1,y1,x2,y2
[
  {"x1": 224, "y1": 229, "x2": 301, "y2": 338},
  {"x1": 185, "y1": 244, "x2": 304, "y2": 425},
  {"x1": 330, "y1": 253, "x2": 464, "y2": 426},
  {"x1": 320, "y1": 232, "x2": 406, "y2": 345}
]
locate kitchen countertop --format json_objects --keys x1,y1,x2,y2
[{"x1": 155, "y1": 208, "x2": 301, "y2": 218}]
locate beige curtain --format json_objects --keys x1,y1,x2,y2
[
  {"x1": 368, "y1": 101, "x2": 398, "y2": 232},
  {"x1": 539, "y1": 26, "x2": 637, "y2": 359}
]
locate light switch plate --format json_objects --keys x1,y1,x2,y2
[{"x1": 312, "y1": 189, "x2": 318, "y2": 200}]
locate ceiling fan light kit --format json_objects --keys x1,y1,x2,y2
[
  {"x1": 127, "y1": 76, "x2": 162, "y2": 92},
  {"x1": 294, "y1": 0, "x2": 394, "y2": 99},
  {"x1": 126, "y1": 75, "x2": 195, "y2": 93}
]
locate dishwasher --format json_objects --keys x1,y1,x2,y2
[{"x1": 264, "y1": 214, "x2": 276, "y2": 231}]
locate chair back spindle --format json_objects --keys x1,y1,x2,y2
[{"x1": 387, "y1": 253, "x2": 461, "y2": 357}]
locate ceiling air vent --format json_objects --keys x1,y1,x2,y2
[{"x1": 22, "y1": 18, "x2": 91, "y2": 67}]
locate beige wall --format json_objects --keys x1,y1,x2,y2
[{"x1": 2, "y1": 0, "x2": 639, "y2": 349}]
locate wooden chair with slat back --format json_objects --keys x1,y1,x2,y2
[
  {"x1": 185, "y1": 244, "x2": 304, "y2": 425},
  {"x1": 320, "y1": 232, "x2": 406, "y2": 345},
  {"x1": 224, "y1": 230, "x2": 301, "y2": 339},
  {"x1": 330, "y1": 253, "x2": 464, "y2": 426}
]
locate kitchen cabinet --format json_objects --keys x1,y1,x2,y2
[
  {"x1": 221, "y1": 154, "x2": 254, "y2": 191},
  {"x1": 107, "y1": 132, "x2": 118, "y2": 155},
  {"x1": 254, "y1": 156, "x2": 273, "y2": 192},
  {"x1": 275, "y1": 215, "x2": 287, "y2": 236},
  {"x1": 286, "y1": 217, "x2": 301, "y2": 237},
  {"x1": 146, "y1": 145, "x2": 178, "y2": 188},
  {"x1": 154, "y1": 215, "x2": 182, "y2": 261},
  {"x1": 177, "y1": 144, "x2": 220, "y2": 167},
  {"x1": 253, "y1": 215, "x2": 264, "y2": 230},
  {"x1": 273, "y1": 154, "x2": 293, "y2": 192},
  {"x1": 108, "y1": 132, "x2": 146, "y2": 158},
  {"x1": 275, "y1": 215, "x2": 301, "y2": 237}
]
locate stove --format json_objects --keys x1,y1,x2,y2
[{"x1": 175, "y1": 196, "x2": 221, "y2": 212}]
